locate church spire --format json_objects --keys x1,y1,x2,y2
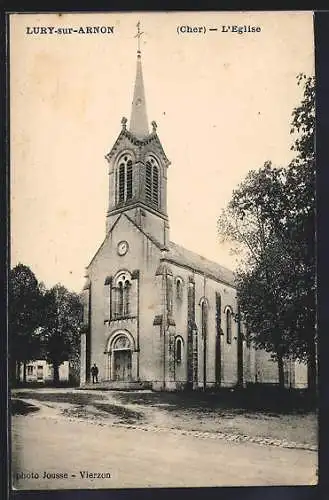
[{"x1": 129, "y1": 22, "x2": 149, "y2": 139}]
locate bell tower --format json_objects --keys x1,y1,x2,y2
[{"x1": 105, "y1": 22, "x2": 171, "y2": 247}]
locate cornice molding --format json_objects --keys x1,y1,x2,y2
[
  {"x1": 105, "y1": 128, "x2": 171, "y2": 166},
  {"x1": 107, "y1": 200, "x2": 168, "y2": 221}
]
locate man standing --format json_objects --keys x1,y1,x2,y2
[{"x1": 91, "y1": 363, "x2": 99, "y2": 384}]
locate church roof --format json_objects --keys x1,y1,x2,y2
[
  {"x1": 163, "y1": 241, "x2": 236, "y2": 287},
  {"x1": 85, "y1": 214, "x2": 235, "y2": 288}
]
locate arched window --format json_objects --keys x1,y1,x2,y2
[
  {"x1": 175, "y1": 337, "x2": 183, "y2": 364},
  {"x1": 176, "y1": 277, "x2": 183, "y2": 301},
  {"x1": 117, "y1": 154, "x2": 133, "y2": 203},
  {"x1": 112, "y1": 272, "x2": 132, "y2": 318},
  {"x1": 123, "y1": 281, "x2": 131, "y2": 316},
  {"x1": 145, "y1": 156, "x2": 159, "y2": 206},
  {"x1": 118, "y1": 282, "x2": 124, "y2": 316},
  {"x1": 200, "y1": 298, "x2": 208, "y2": 339},
  {"x1": 226, "y1": 307, "x2": 232, "y2": 344}
]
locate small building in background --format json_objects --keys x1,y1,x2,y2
[{"x1": 19, "y1": 360, "x2": 70, "y2": 383}]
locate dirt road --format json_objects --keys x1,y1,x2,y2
[{"x1": 12, "y1": 412, "x2": 317, "y2": 489}]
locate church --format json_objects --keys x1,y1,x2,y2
[{"x1": 80, "y1": 32, "x2": 307, "y2": 391}]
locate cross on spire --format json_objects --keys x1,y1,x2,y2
[
  {"x1": 134, "y1": 21, "x2": 144, "y2": 54},
  {"x1": 129, "y1": 21, "x2": 148, "y2": 138}
]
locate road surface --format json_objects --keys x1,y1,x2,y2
[{"x1": 11, "y1": 413, "x2": 317, "y2": 489}]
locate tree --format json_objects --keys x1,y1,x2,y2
[
  {"x1": 40, "y1": 284, "x2": 83, "y2": 384},
  {"x1": 286, "y1": 74, "x2": 316, "y2": 390},
  {"x1": 236, "y1": 237, "x2": 308, "y2": 388},
  {"x1": 9, "y1": 264, "x2": 43, "y2": 384},
  {"x1": 218, "y1": 164, "x2": 293, "y2": 387},
  {"x1": 290, "y1": 74, "x2": 315, "y2": 165},
  {"x1": 217, "y1": 162, "x2": 287, "y2": 268},
  {"x1": 217, "y1": 74, "x2": 316, "y2": 389}
]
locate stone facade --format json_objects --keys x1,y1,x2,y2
[{"x1": 80, "y1": 49, "x2": 308, "y2": 391}]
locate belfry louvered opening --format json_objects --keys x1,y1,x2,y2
[
  {"x1": 145, "y1": 156, "x2": 159, "y2": 207},
  {"x1": 117, "y1": 154, "x2": 133, "y2": 203}
]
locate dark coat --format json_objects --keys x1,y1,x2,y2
[{"x1": 91, "y1": 366, "x2": 99, "y2": 375}]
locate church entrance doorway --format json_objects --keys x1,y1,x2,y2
[
  {"x1": 109, "y1": 332, "x2": 135, "y2": 382},
  {"x1": 113, "y1": 350, "x2": 132, "y2": 381}
]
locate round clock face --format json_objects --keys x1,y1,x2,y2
[{"x1": 117, "y1": 240, "x2": 129, "y2": 256}]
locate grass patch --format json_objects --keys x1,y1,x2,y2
[
  {"x1": 93, "y1": 403, "x2": 143, "y2": 421},
  {"x1": 12, "y1": 381, "x2": 79, "y2": 389},
  {"x1": 112, "y1": 387, "x2": 316, "y2": 415},
  {"x1": 11, "y1": 399, "x2": 40, "y2": 416},
  {"x1": 62, "y1": 402, "x2": 144, "y2": 425},
  {"x1": 62, "y1": 406, "x2": 103, "y2": 420},
  {"x1": 12, "y1": 391, "x2": 106, "y2": 406}
]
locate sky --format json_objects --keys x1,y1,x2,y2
[{"x1": 10, "y1": 11, "x2": 314, "y2": 293}]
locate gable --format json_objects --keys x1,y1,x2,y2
[
  {"x1": 86, "y1": 213, "x2": 162, "y2": 275},
  {"x1": 105, "y1": 128, "x2": 170, "y2": 166}
]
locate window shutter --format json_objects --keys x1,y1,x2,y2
[
  {"x1": 119, "y1": 164, "x2": 125, "y2": 202},
  {"x1": 126, "y1": 161, "x2": 133, "y2": 200},
  {"x1": 152, "y1": 165, "x2": 159, "y2": 205},
  {"x1": 146, "y1": 162, "x2": 152, "y2": 201}
]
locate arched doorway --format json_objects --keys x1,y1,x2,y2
[{"x1": 110, "y1": 333, "x2": 133, "y2": 381}]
